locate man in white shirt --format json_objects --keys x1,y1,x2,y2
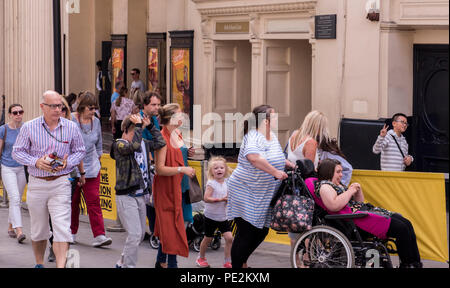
[
  {"x1": 372, "y1": 113, "x2": 413, "y2": 171},
  {"x1": 130, "y1": 68, "x2": 145, "y2": 96}
]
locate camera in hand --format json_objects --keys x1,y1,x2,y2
[{"x1": 45, "y1": 152, "x2": 65, "y2": 170}]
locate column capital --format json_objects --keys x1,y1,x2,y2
[
  {"x1": 249, "y1": 13, "x2": 260, "y2": 40},
  {"x1": 201, "y1": 16, "x2": 212, "y2": 39}
]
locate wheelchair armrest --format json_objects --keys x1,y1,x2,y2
[{"x1": 324, "y1": 213, "x2": 368, "y2": 220}]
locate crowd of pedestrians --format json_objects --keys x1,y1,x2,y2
[{"x1": 0, "y1": 74, "x2": 421, "y2": 268}]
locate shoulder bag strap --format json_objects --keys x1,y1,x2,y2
[{"x1": 391, "y1": 135, "x2": 405, "y2": 158}]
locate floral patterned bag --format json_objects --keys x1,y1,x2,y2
[{"x1": 270, "y1": 172, "x2": 314, "y2": 233}]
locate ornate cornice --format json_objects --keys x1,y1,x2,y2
[{"x1": 196, "y1": 1, "x2": 317, "y2": 16}]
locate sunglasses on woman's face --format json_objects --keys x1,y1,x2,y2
[{"x1": 12, "y1": 111, "x2": 24, "y2": 116}]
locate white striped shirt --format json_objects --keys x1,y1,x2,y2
[
  {"x1": 372, "y1": 129, "x2": 410, "y2": 171},
  {"x1": 12, "y1": 116, "x2": 86, "y2": 177},
  {"x1": 227, "y1": 130, "x2": 285, "y2": 229}
]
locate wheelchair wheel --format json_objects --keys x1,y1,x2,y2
[{"x1": 291, "y1": 226, "x2": 355, "y2": 268}]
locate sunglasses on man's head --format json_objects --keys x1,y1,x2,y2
[{"x1": 12, "y1": 110, "x2": 24, "y2": 116}]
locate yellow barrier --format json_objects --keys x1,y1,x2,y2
[
  {"x1": 188, "y1": 160, "x2": 203, "y2": 188},
  {"x1": 99, "y1": 155, "x2": 118, "y2": 220},
  {"x1": 352, "y1": 170, "x2": 448, "y2": 263}
]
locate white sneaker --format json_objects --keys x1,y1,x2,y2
[
  {"x1": 70, "y1": 234, "x2": 77, "y2": 245},
  {"x1": 92, "y1": 235, "x2": 112, "y2": 247}
]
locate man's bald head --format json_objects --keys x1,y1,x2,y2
[
  {"x1": 41, "y1": 90, "x2": 61, "y2": 104},
  {"x1": 40, "y1": 90, "x2": 64, "y2": 124}
]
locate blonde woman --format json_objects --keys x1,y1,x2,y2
[
  {"x1": 286, "y1": 110, "x2": 330, "y2": 247},
  {"x1": 61, "y1": 96, "x2": 72, "y2": 120},
  {"x1": 287, "y1": 110, "x2": 330, "y2": 169}
]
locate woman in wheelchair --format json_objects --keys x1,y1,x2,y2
[{"x1": 315, "y1": 158, "x2": 422, "y2": 268}]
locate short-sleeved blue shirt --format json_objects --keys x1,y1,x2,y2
[{"x1": 0, "y1": 124, "x2": 23, "y2": 167}]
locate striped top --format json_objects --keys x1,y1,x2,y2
[
  {"x1": 227, "y1": 130, "x2": 285, "y2": 229},
  {"x1": 372, "y1": 129, "x2": 410, "y2": 171},
  {"x1": 12, "y1": 116, "x2": 86, "y2": 178}
]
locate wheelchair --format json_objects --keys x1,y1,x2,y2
[
  {"x1": 282, "y1": 161, "x2": 397, "y2": 268},
  {"x1": 291, "y1": 205, "x2": 397, "y2": 268}
]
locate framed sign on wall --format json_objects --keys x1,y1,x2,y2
[
  {"x1": 169, "y1": 30, "x2": 194, "y2": 129},
  {"x1": 111, "y1": 35, "x2": 127, "y2": 98},
  {"x1": 147, "y1": 33, "x2": 167, "y2": 99}
]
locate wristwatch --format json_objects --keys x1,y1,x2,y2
[
  {"x1": 177, "y1": 167, "x2": 182, "y2": 174},
  {"x1": 80, "y1": 171, "x2": 86, "y2": 176}
]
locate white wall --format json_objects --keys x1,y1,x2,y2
[{"x1": 127, "y1": 0, "x2": 147, "y2": 90}]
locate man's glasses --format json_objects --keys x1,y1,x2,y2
[
  {"x1": 12, "y1": 110, "x2": 24, "y2": 116},
  {"x1": 43, "y1": 103, "x2": 64, "y2": 110}
]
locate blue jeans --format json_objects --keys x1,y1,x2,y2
[{"x1": 157, "y1": 245, "x2": 177, "y2": 268}]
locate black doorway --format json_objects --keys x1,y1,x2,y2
[{"x1": 412, "y1": 44, "x2": 449, "y2": 174}]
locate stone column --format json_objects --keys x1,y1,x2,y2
[
  {"x1": 0, "y1": 0, "x2": 4, "y2": 98},
  {"x1": 166, "y1": 0, "x2": 185, "y2": 31},
  {"x1": 111, "y1": 0, "x2": 128, "y2": 88},
  {"x1": 249, "y1": 13, "x2": 264, "y2": 108},
  {"x1": 4, "y1": 0, "x2": 55, "y2": 120},
  {"x1": 148, "y1": 0, "x2": 167, "y2": 33},
  {"x1": 112, "y1": 0, "x2": 128, "y2": 35},
  {"x1": 200, "y1": 16, "x2": 213, "y2": 115},
  {"x1": 250, "y1": 39, "x2": 264, "y2": 108},
  {"x1": 309, "y1": 14, "x2": 316, "y2": 107}
]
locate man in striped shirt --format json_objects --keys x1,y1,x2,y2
[
  {"x1": 372, "y1": 113, "x2": 413, "y2": 171},
  {"x1": 13, "y1": 91, "x2": 85, "y2": 268}
]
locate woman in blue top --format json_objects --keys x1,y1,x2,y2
[
  {"x1": 227, "y1": 105, "x2": 293, "y2": 268},
  {"x1": 0, "y1": 104, "x2": 27, "y2": 243}
]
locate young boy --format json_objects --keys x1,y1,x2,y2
[{"x1": 111, "y1": 114, "x2": 165, "y2": 268}]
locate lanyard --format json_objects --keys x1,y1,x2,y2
[{"x1": 42, "y1": 123, "x2": 69, "y2": 144}]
